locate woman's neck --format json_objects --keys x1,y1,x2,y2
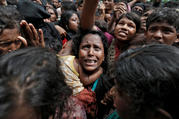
[{"x1": 75, "y1": 59, "x2": 103, "y2": 86}]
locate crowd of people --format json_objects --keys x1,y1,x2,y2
[{"x1": 0, "y1": 0, "x2": 178, "y2": 119}]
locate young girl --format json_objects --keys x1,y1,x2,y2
[{"x1": 107, "y1": 12, "x2": 141, "y2": 77}]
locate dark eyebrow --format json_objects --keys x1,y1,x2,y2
[{"x1": 162, "y1": 26, "x2": 175, "y2": 31}]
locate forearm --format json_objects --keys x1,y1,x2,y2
[{"x1": 80, "y1": 0, "x2": 99, "y2": 30}]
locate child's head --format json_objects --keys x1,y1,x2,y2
[
  {"x1": 0, "y1": 47, "x2": 72, "y2": 119},
  {"x1": 0, "y1": 6, "x2": 24, "y2": 55},
  {"x1": 146, "y1": 8, "x2": 179, "y2": 45},
  {"x1": 114, "y1": 44, "x2": 179, "y2": 119},
  {"x1": 114, "y1": 12, "x2": 141, "y2": 42}
]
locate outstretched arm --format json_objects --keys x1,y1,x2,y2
[{"x1": 80, "y1": 0, "x2": 99, "y2": 30}]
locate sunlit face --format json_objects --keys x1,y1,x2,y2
[
  {"x1": 0, "y1": 28, "x2": 21, "y2": 55},
  {"x1": 78, "y1": 34, "x2": 104, "y2": 72},
  {"x1": 68, "y1": 13, "x2": 79, "y2": 32},
  {"x1": 114, "y1": 17, "x2": 136, "y2": 41},
  {"x1": 47, "y1": 8, "x2": 57, "y2": 22},
  {"x1": 146, "y1": 22, "x2": 178, "y2": 45}
]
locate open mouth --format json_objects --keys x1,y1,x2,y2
[
  {"x1": 84, "y1": 59, "x2": 97, "y2": 65},
  {"x1": 118, "y1": 31, "x2": 127, "y2": 37}
]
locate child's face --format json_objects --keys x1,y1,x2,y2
[
  {"x1": 114, "y1": 17, "x2": 136, "y2": 42},
  {"x1": 146, "y1": 22, "x2": 178, "y2": 45},
  {"x1": 0, "y1": 28, "x2": 21, "y2": 55}
]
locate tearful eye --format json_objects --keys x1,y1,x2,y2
[{"x1": 82, "y1": 45, "x2": 90, "y2": 50}]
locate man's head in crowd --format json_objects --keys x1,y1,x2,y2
[
  {"x1": 145, "y1": 8, "x2": 179, "y2": 45},
  {"x1": 114, "y1": 44, "x2": 179, "y2": 119},
  {"x1": 0, "y1": 47, "x2": 72, "y2": 119}
]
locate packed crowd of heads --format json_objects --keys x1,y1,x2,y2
[{"x1": 0, "y1": 0, "x2": 179, "y2": 119}]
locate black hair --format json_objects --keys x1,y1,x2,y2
[
  {"x1": 115, "y1": 44, "x2": 179, "y2": 119},
  {"x1": 163, "y1": 1, "x2": 179, "y2": 8},
  {"x1": 0, "y1": 47, "x2": 72, "y2": 119},
  {"x1": 95, "y1": 20, "x2": 108, "y2": 32},
  {"x1": 77, "y1": 0, "x2": 83, "y2": 7},
  {"x1": 61, "y1": 1, "x2": 77, "y2": 12},
  {"x1": 114, "y1": 0, "x2": 128, "y2": 9},
  {"x1": 49, "y1": 7, "x2": 58, "y2": 19},
  {"x1": 115, "y1": 12, "x2": 141, "y2": 32},
  {"x1": 72, "y1": 30, "x2": 108, "y2": 73},
  {"x1": 146, "y1": 7, "x2": 179, "y2": 31},
  {"x1": 132, "y1": 2, "x2": 146, "y2": 16},
  {"x1": 59, "y1": 10, "x2": 79, "y2": 32},
  {"x1": 0, "y1": 6, "x2": 22, "y2": 34}
]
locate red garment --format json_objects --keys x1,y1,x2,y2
[
  {"x1": 115, "y1": 44, "x2": 121, "y2": 60},
  {"x1": 76, "y1": 88, "x2": 97, "y2": 118},
  {"x1": 55, "y1": 96, "x2": 87, "y2": 119},
  {"x1": 62, "y1": 38, "x2": 68, "y2": 46}
]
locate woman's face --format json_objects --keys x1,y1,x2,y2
[
  {"x1": 114, "y1": 17, "x2": 136, "y2": 41},
  {"x1": 68, "y1": 13, "x2": 79, "y2": 32},
  {"x1": 78, "y1": 34, "x2": 104, "y2": 72},
  {"x1": 47, "y1": 8, "x2": 57, "y2": 22}
]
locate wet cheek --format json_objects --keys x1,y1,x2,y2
[{"x1": 79, "y1": 50, "x2": 87, "y2": 58}]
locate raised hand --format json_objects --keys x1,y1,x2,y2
[{"x1": 20, "y1": 20, "x2": 45, "y2": 47}]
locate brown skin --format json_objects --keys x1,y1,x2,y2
[
  {"x1": 80, "y1": 0, "x2": 99, "y2": 30},
  {"x1": 20, "y1": 20, "x2": 45, "y2": 47},
  {"x1": 0, "y1": 20, "x2": 45, "y2": 55},
  {"x1": 114, "y1": 17, "x2": 137, "y2": 43},
  {"x1": 47, "y1": 8, "x2": 57, "y2": 22},
  {"x1": 78, "y1": 34, "x2": 104, "y2": 72},
  {"x1": 0, "y1": 28, "x2": 27, "y2": 54},
  {"x1": 108, "y1": 2, "x2": 128, "y2": 33},
  {"x1": 103, "y1": 0, "x2": 114, "y2": 14},
  {"x1": 145, "y1": 22, "x2": 179, "y2": 45},
  {"x1": 140, "y1": 10, "x2": 154, "y2": 32},
  {"x1": 68, "y1": 13, "x2": 80, "y2": 32},
  {"x1": 6, "y1": 104, "x2": 41, "y2": 119},
  {"x1": 75, "y1": 34, "x2": 105, "y2": 86}
]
